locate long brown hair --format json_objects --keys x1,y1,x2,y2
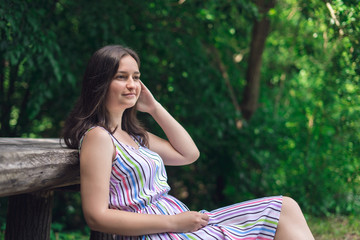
[{"x1": 62, "y1": 45, "x2": 148, "y2": 149}]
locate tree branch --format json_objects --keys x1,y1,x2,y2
[
  {"x1": 326, "y1": 2, "x2": 344, "y2": 36},
  {"x1": 207, "y1": 44, "x2": 244, "y2": 129}
]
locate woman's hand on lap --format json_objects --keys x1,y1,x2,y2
[{"x1": 170, "y1": 211, "x2": 209, "y2": 233}]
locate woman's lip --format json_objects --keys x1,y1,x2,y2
[{"x1": 123, "y1": 93, "x2": 136, "y2": 96}]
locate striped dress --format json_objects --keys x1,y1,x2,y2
[{"x1": 83, "y1": 127, "x2": 282, "y2": 240}]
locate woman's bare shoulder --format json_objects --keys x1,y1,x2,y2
[{"x1": 81, "y1": 126, "x2": 113, "y2": 151}]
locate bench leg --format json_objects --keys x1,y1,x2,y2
[
  {"x1": 5, "y1": 190, "x2": 54, "y2": 240},
  {"x1": 90, "y1": 230, "x2": 114, "y2": 240}
]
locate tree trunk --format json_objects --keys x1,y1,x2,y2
[
  {"x1": 241, "y1": 0, "x2": 276, "y2": 121},
  {"x1": 5, "y1": 190, "x2": 54, "y2": 240}
]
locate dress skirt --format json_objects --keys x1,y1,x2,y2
[{"x1": 114, "y1": 195, "x2": 282, "y2": 240}]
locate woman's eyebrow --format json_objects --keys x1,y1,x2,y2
[{"x1": 117, "y1": 71, "x2": 140, "y2": 74}]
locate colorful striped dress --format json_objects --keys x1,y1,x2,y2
[{"x1": 83, "y1": 127, "x2": 282, "y2": 240}]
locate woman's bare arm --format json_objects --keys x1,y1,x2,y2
[{"x1": 80, "y1": 127, "x2": 208, "y2": 235}]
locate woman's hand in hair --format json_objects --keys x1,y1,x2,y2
[{"x1": 137, "y1": 81, "x2": 160, "y2": 115}]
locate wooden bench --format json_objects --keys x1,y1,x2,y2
[{"x1": 0, "y1": 138, "x2": 112, "y2": 240}]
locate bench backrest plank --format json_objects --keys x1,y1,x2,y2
[{"x1": 0, "y1": 138, "x2": 79, "y2": 197}]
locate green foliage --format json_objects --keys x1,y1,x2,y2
[
  {"x1": 0, "y1": 0, "x2": 359, "y2": 233},
  {"x1": 308, "y1": 214, "x2": 360, "y2": 239},
  {"x1": 1, "y1": 0, "x2": 71, "y2": 137},
  {"x1": 50, "y1": 223, "x2": 89, "y2": 240},
  {"x1": 256, "y1": 0, "x2": 360, "y2": 215},
  {"x1": 52, "y1": 192, "x2": 85, "y2": 231}
]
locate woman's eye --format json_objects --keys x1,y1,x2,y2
[
  {"x1": 133, "y1": 76, "x2": 140, "y2": 80},
  {"x1": 116, "y1": 75, "x2": 127, "y2": 80}
]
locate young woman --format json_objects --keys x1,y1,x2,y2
[{"x1": 62, "y1": 45, "x2": 314, "y2": 240}]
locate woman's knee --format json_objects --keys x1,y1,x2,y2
[
  {"x1": 281, "y1": 196, "x2": 302, "y2": 214},
  {"x1": 278, "y1": 196, "x2": 314, "y2": 239},
  {"x1": 283, "y1": 196, "x2": 299, "y2": 207}
]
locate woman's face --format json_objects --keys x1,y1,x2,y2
[{"x1": 105, "y1": 55, "x2": 141, "y2": 113}]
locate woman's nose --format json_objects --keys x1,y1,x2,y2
[{"x1": 126, "y1": 77, "x2": 136, "y2": 88}]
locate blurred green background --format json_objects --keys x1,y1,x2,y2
[{"x1": 1, "y1": 0, "x2": 359, "y2": 238}]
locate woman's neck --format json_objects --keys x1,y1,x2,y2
[{"x1": 107, "y1": 110, "x2": 124, "y2": 131}]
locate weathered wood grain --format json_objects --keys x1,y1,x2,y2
[{"x1": 0, "y1": 138, "x2": 79, "y2": 197}]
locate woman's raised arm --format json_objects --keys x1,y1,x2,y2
[{"x1": 136, "y1": 81, "x2": 200, "y2": 166}]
